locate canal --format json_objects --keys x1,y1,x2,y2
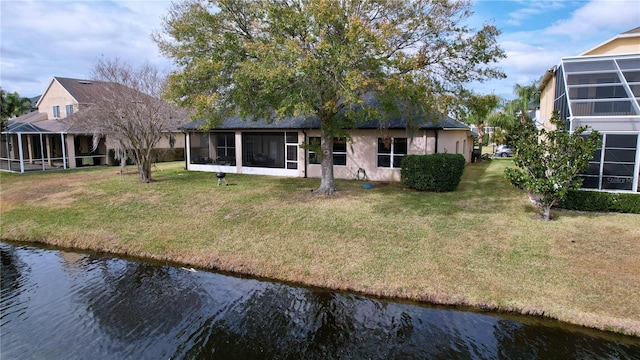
[{"x1": 1, "y1": 241, "x2": 639, "y2": 359}]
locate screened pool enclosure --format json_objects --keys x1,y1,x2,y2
[{"x1": 554, "y1": 54, "x2": 640, "y2": 193}]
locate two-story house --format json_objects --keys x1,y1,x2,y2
[
  {"x1": 0, "y1": 77, "x2": 184, "y2": 173},
  {"x1": 537, "y1": 27, "x2": 640, "y2": 193}
]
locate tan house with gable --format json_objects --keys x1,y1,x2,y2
[
  {"x1": 537, "y1": 27, "x2": 640, "y2": 193},
  {"x1": 1, "y1": 77, "x2": 184, "y2": 172}
]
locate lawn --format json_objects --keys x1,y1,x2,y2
[{"x1": 1, "y1": 160, "x2": 639, "y2": 336}]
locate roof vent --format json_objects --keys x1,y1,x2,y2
[{"x1": 78, "y1": 80, "x2": 92, "y2": 84}]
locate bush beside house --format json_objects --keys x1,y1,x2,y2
[
  {"x1": 557, "y1": 190, "x2": 640, "y2": 214},
  {"x1": 401, "y1": 154, "x2": 466, "y2": 192}
]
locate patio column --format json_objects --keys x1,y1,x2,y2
[
  {"x1": 27, "y1": 135, "x2": 34, "y2": 164},
  {"x1": 61, "y1": 133, "x2": 67, "y2": 169},
  {"x1": 46, "y1": 135, "x2": 53, "y2": 166},
  {"x1": 17, "y1": 133, "x2": 24, "y2": 173},
  {"x1": 235, "y1": 131, "x2": 243, "y2": 173},
  {"x1": 40, "y1": 133, "x2": 45, "y2": 171}
]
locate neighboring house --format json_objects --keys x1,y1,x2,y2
[
  {"x1": 0, "y1": 77, "x2": 184, "y2": 173},
  {"x1": 537, "y1": 27, "x2": 640, "y2": 193},
  {"x1": 180, "y1": 113, "x2": 474, "y2": 182}
]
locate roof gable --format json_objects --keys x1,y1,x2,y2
[
  {"x1": 53, "y1": 77, "x2": 114, "y2": 105},
  {"x1": 581, "y1": 27, "x2": 640, "y2": 56}
]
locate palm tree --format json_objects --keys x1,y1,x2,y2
[
  {"x1": 4, "y1": 91, "x2": 33, "y2": 117},
  {"x1": 1, "y1": 89, "x2": 33, "y2": 131},
  {"x1": 459, "y1": 91, "x2": 501, "y2": 158},
  {"x1": 513, "y1": 81, "x2": 540, "y2": 124}
]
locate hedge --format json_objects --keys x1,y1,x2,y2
[
  {"x1": 401, "y1": 153, "x2": 466, "y2": 192},
  {"x1": 108, "y1": 148, "x2": 185, "y2": 166},
  {"x1": 556, "y1": 190, "x2": 640, "y2": 214}
]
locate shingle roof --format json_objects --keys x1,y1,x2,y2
[
  {"x1": 54, "y1": 77, "x2": 114, "y2": 105},
  {"x1": 3, "y1": 121, "x2": 52, "y2": 134},
  {"x1": 180, "y1": 96, "x2": 469, "y2": 132},
  {"x1": 8, "y1": 111, "x2": 47, "y2": 124},
  {"x1": 179, "y1": 113, "x2": 468, "y2": 132}
]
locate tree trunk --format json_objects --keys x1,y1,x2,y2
[
  {"x1": 315, "y1": 131, "x2": 336, "y2": 195},
  {"x1": 136, "y1": 151, "x2": 153, "y2": 183},
  {"x1": 542, "y1": 205, "x2": 552, "y2": 221},
  {"x1": 477, "y1": 125, "x2": 485, "y2": 159}
]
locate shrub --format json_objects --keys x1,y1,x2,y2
[
  {"x1": 611, "y1": 193, "x2": 640, "y2": 214},
  {"x1": 401, "y1": 153, "x2": 466, "y2": 192},
  {"x1": 107, "y1": 149, "x2": 134, "y2": 166},
  {"x1": 557, "y1": 190, "x2": 640, "y2": 214},
  {"x1": 152, "y1": 147, "x2": 185, "y2": 162}
]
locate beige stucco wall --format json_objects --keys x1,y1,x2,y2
[
  {"x1": 37, "y1": 79, "x2": 78, "y2": 120},
  {"x1": 305, "y1": 128, "x2": 470, "y2": 181},
  {"x1": 156, "y1": 132, "x2": 186, "y2": 149},
  {"x1": 538, "y1": 74, "x2": 558, "y2": 131},
  {"x1": 582, "y1": 37, "x2": 640, "y2": 56}
]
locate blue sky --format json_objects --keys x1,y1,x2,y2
[{"x1": 1, "y1": 0, "x2": 639, "y2": 100}]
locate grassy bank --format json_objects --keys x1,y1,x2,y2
[{"x1": 1, "y1": 161, "x2": 639, "y2": 336}]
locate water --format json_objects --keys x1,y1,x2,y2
[{"x1": 1, "y1": 241, "x2": 639, "y2": 359}]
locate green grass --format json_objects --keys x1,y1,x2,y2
[{"x1": 1, "y1": 161, "x2": 639, "y2": 336}]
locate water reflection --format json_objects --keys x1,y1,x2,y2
[{"x1": 1, "y1": 242, "x2": 639, "y2": 359}]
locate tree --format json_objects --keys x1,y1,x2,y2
[
  {"x1": 155, "y1": 0, "x2": 505, "y2": 195},
  {"x1": 504, "y1": 112, "x2": 601, "y2": 221},
  {"x1": 72, "y1": 58, "x2": 185, "y2": 183},
  {"x1": 1, "y1": 89, "x2": 33, "y2": 131},
  {"x1": 458, "y1": 91, "x2": 500, "y2": 157}
]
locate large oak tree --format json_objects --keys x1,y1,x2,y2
[{"x1": 155, "y1": 0, "x2": 505, "y2": 194}]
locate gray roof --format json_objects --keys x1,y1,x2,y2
[
  {"x1": 4, "y1": 121, "x2": 53, "y2": 134},
  {"x1": 180, "y1": 113, "x2": 468, "y2": 132},
  {"x1": 54, "y1": 77, "x2": 114, "y2": 105},
  {"x1": 8, "y1": 111, "x2": 47, "y2": 124}
]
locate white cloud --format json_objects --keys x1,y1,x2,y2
[
  {"x1": 470, "y1": 0, "x2": 639, "y2": 99},
  {"x1": 545, "y1": 0, "x2": 640, "y2": 38},
  {"x1": 0, "y1": 0, "x2": 173, "y2": 96},
  {"x1": 505, "y1": 1, "x2": 568, "y2": 26}
]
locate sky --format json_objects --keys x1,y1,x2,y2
[{"x1": 1, "y1": 0, "x2": 639, "y2": 100}]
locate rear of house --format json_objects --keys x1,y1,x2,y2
[{"x1": 181, "y1": 115, "x2": 473, "y2": 182}]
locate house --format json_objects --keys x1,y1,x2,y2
[
  {"x1": 0, "y1": 77, "x2": 185, "y2": 173},
  {"x1": 180, "y1": 112, "x2": 474, "y2": 182},
  {"x1": 537, "y1": 27, "x2": 640, "y2": 193}
]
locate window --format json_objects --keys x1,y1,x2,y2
[
  {"x1": 377, "y1": 137, "x2": 407, "y2": 168},
  {"x1": 215, "y1": 132, "x2": 235, "y2": 165},
  {"x1": 286, "y1": 132, "x2": 298, "y2": 170},
  {"x1": 455, "y1": 141, "x2": 460, "y2": 154},
  {"x1": 53, "y1": 106, "x2": 60, "y2": 118},
  {"x1": 308, "y1": 137, "x2": 347, "y2": 166},
  {"x1": 65, "y1": 104, "x2": 74, "y2": 117}
]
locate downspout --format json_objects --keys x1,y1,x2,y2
[{"x1": 302, "y1": 129, "x2": 308, "y2": 178}]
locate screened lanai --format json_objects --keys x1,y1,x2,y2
[
  {"x1": 0, "y1": 122, "x2": 69, "y2": 172},
  {"x1": 555, "y1": 53, "x2": 640, "y2": 192}
]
